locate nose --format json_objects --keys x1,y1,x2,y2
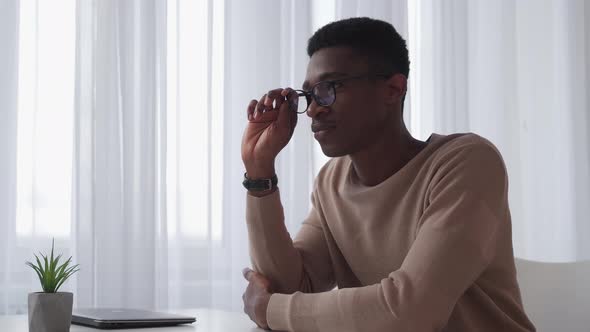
[{"x1": 306, "y1": 100, "x2": 330, "y2": 118}]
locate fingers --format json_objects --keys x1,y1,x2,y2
[
  {"x1": 283, "y1": 88, "x2": 298, "y2": 112},
  {"x1": 249, "y1": 94, "x2": 277, "y2": 123},
  {"x1": 243, "y1": 267, "x2": 254, "y2": 281},
  {"x1": 255, "y1": 94, "x2": 267, "y2": 119},
  {"x1": 247, "y1": 100, "x2": 257, "y2": 121},
  {"x1": 276, "y1": 89, "x2": 298, "y2": 131},
  {"x1": 248, "y1": 88, "x2": 299, "y2": 124},
  {"x1": 264, "y1": 88, "x2": 298, "y2": 111},
  {"x1": 287, "y1": 89, "x2": 299, "y2": 135},
  {"x1": 250, "y1": 109, "x2": 279, "y2": 123},
  {"x1": 242, "y1": 268, "x2": 272, "y2": 292},
  {"x1": 265, "y1": 88, "x2": 284, "y2": 110}
]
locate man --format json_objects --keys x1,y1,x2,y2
[{"x1": 240, "y1": 17, "x2": 536, "y2": 332}]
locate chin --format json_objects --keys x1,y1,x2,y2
[{"x1": 320, "y1": 144, "x2": 348, "y2": 158}]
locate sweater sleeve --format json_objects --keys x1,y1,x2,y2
[
  {"x1": 266, "y1": 142, "x2": 508, "y2": 332},
  {"x1": 246, "y1": 186, "x2": 336, "y2": 295}
]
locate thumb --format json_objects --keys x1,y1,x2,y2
[
  {"x1": 287, "y1": 90, "x2": 298, "y2": 135},
  {"x1": 276, "y1": 93, "x2": 297, "y2": 132},
  {"x1": 243, "y1": 268, "x2": 273, "y2": 292},
  {"x1": 242, "y1": 268, "x2": 254, "y2": 281}
]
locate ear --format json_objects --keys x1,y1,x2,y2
[{"x1": 383, "y1": 73, "x2": 407, "y2": 105}]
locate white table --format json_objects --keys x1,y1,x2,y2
[{"x1": 1, "y1": 308, "x2": 263, "y2": 332}]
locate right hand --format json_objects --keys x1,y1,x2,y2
[{"x1": 241, "y1": 88, "x2": 299, "y2": 178}]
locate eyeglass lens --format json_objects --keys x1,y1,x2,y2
[{"x1": 294, "y1": 82, "x2": 336, "y2": 114}]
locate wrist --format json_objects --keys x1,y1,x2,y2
[
  {"x1": 260, "y1": 293, "x2": 273, "y2": 330},
  {"x1": 243, "y1": 173, "x2": 278, "y2": 195},
  {"x1": 244, "y1": 168, "x2": 275, "y2": 180},
  {"x1": 248, "y1": 187, "x2": 277, "y2": 198}
]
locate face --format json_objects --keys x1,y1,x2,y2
[{"x1": 303, "y1": 47, "x2": 404, "y2": 157}]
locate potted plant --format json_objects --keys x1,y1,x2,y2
[{"x1": 26, "y1": 239, "x2": 79, "y2": 332}]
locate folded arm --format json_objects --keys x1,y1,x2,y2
[{"x1": 246, "y1": 187, "x2": 336, "y2": 294}]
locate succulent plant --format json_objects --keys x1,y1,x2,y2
[{"x1": 25, "y1": 239, "x2": 80, "y2": 293}]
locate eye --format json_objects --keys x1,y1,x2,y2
[{"x1": 314, "y1": 82, "x2": 335, "y2": 105}]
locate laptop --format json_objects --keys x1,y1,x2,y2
[{"x1": 72, "y1": 308, "x2": 196, "y2": 329}]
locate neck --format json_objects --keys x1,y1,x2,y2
[{"x1": 349, "y1": 123, "x2": 428, "y2": 187}]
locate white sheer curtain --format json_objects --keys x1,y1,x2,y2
[
  {"x1": 0, "y1": 0, "x2": 317, "y2": 315},
  {"x1": 1, "y1": 0, "x2": 77, "y2": 314},
  {"x1": 66, "y1": 0, "x2": 318, "y2": 313},
  {"x1": 73, "y1": 0, "x2": 169, "y2": 309},
  {"x1": 0, "y1": 0, "x2": 20, "y2": 314},
  {"x1": 408, "y1": 0, "x2": 590, "y2": 262}
]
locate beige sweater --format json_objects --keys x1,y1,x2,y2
[{"x1": 246, "y1": 133, "x2": 536, "y2": 332}]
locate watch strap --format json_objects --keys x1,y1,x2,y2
[{"x1": 242, "y1": 173, "x2": 278, "y2": 191}]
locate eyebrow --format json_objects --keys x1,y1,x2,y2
[{"x1": 302, "y1": 72, "x2": 348, "y2": 90}]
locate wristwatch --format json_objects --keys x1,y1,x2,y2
[{"x1": 242, "y1": 173, "x2": 278, "y2": 192}]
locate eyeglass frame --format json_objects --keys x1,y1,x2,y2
[{"x1": 292, "y1": 73, "x2": 393, "y2": 114}]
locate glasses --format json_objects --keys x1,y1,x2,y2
[{"x1": 292, "y1": 73, "x2": 392, "y2": 114}]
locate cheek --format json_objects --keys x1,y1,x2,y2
[
  {"x1": 335, "y1": 91, "x2": 380, "y2": 127},
  {"x1": 338, "y1": 102, "x2": 390, "y2": 149}
]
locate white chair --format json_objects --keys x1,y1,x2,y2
[{"x1": 515, "y1": 258, "x2": 590, "y2": 332}]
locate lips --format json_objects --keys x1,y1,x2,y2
[
  {"x1": 311, "y1": 122, "x2": 336, "y2": 141},
  {"x1": 311, "y1": 123, "x2": 336, "y2": 133}
]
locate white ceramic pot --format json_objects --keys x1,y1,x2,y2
[{"x1": 28, "y1": 292, "x2": 73, "y2": 332}]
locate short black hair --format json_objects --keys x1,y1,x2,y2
[{"x1": 307, "y1": 17, "x2": 410, "y2": 78}]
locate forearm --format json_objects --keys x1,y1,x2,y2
[
  {"x1": 246, "y1": 189, "x2": 311, "y2": 294},
  {"x1": 266, "y1": 272, "x2": 445, "y2": 332}
]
